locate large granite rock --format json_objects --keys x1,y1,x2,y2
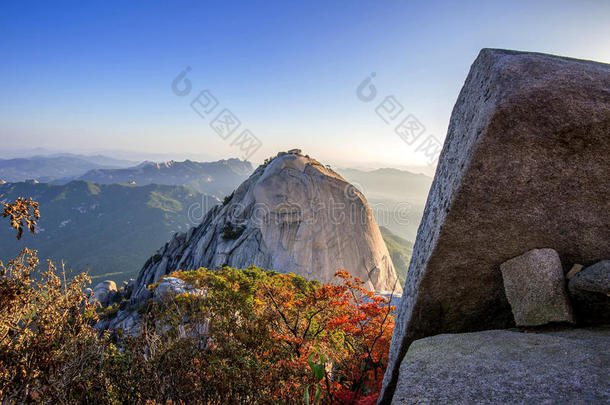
[
  {"x1": 392, "y1": 328, "x2": 610, "y2": 404},
  {"x1": 569, "y1": 260, "x2": 610, "y2": 324},
  {"x1": 130, "y1": 150, "x2": 401, "y2": 302},
  {"x1": 500, "y1": 248, "x2": 574, "y2": 326},
  {"x1": 380, "y1": 49, "x2": 610, "y2": 403}
]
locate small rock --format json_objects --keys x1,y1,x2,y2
[
  {"x1": 566, "y1": 264, "x2": 584, "y2": 279},
  {"x1": 90, "y1": 280, "x2": 117, "y2": 306},
  {"x1": 570, "y1": 260, "x2": 610, "y2": 295},
  {"x1": 500, "y1": 248, "x2": 574, "y2": 326},
  {"x1": 569, "y1": 260, "x2": 610, "y2": 324}
]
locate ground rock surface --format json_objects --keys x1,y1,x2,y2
[
  {"x1": 392, "y1": 328, "x2": 610, "y2": 404},
  {"x1": 380, "y1": 49, "x2": 610, "y2": 403}
]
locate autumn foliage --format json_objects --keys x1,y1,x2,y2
[
  {"x1": 0, "y1": 249, "x2": 106, "y2": 402},
  {"x1": 131, "y1": 267, "x2": 396, "y2": 404},
  {"x1": 1, "y1": 197, "x2": 40, "y2": 240},
  {"x1": 0, "y1": 199, "x2": 396, "y2": 404}
]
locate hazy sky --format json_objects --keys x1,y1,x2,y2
[{"x1": 1, "y1": 0, "x2": 609, "y2": 173}]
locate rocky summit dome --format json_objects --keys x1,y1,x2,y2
[{"x1": 131, "y1": 150, "x2": 401, "y2": 301}]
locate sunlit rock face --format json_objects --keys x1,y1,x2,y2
[
  {"x1": 131, "y1": 150, "x2": 401, "y2": 301},
  {"x1": 379, "y1": 49, "x2": 610, "y2": 404}
]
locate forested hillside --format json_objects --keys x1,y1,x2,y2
[{"x1": 0, "y1": 181, "x2": 219, "y2": 282}]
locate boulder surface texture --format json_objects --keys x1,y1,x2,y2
[
  {"x1": 500, "y1": 248, "x2": 574, "y2": 326},
  {"x1": 380, "y1": 49, "x2": 610, "y2": 403},
  {"x1": 392, "y1": 328, "x2": 610, "y2": 404},
  {"x1": 131, "y1": 151, "x2": 401, "y2": 302}
]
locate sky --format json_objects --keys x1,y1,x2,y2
[{"x1": 1, "y1": 0, "x2": 609, "y2": 174}]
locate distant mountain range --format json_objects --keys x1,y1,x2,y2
[
  {"x1": 0, "y1": 154, "x2": 136, "y2": 183},
  {"x1": 0, "y1": 148, "x2": 216, "y2": 163},
  {"x1": 0, "y1": 154, "x2": 254, "y2": 198},
  {"x1": 0, "y1": 181, "x2": 219, "y2": 283},
  {"x1": 337, "y1": 167, "x2": 432, "y2": 205},
  {"x1": 337, "y1": 168, "x2": 433, "y2": 241},
  {"x1": 71, "y1": 159, "x2": 253, "y2": 197}
]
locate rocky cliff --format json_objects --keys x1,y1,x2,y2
[{"x1": 130, "y1": 150, "x2": 401, "y2": 301}]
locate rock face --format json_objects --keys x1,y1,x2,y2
[
  {"x1": 131, "y1": 151, "x2": 401, "y2": 302},
  {"x1": 380, "y1": 49, "x2": 610, "y2": 403},
  {"x1": 500, "y1": 248, "x2": 574, "y2": 326},
  {"x1": 96, "y1": 308, "x2": 141, "y2": 336},
  {"x1": 392, "y1": 328, "x2": 610, "y2": 404},
  {"x1": 90, "y1": 280, "x2": 117, "y2": 306},
  {"x1": 153, "y1": 277, "x2": 204, "y2": 302},
  {"x1": 569, "y1": 260, "x2": 610, "y2": 324}
]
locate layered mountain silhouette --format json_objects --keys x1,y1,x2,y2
[
  {"x1": 0, "y1": 154, "x2": 134, "y2": 183},
  {"x1": 71, "y1": 159, "x2": 253, "y2": 196}
]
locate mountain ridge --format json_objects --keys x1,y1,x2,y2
[
  {"x1": 68, "y1": 158, "x2": 253, "y2": 197},
  {"x1": 0, "y1": 155, "x2": 130, "y2": 183}
]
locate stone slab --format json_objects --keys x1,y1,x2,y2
[{"x1": 392, "y1": 328, "x2": 610, "y2": 404}]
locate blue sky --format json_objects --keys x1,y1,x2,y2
[{"x1": 1, "y1": 0, "x2": 609, "y2": 173}]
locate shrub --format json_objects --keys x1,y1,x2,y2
[
  {"x1": 132, "y1": 267, "x2": 396, "y2": 404},
  {"x1": 0, "y1": 255, "x2": 395, "y2": 404},
  {"x1": 0, "y1": 249, "x2": 111, "y2": 403},
  {"x1": 1, "y1": 197, "x2": 40, "y2": 239},
  {"x1": 222, "y1": 192, "x2": 234, "y2": 206},
  {"x1": 221, "y1": 222, "x2": 246, "y2": 240},
  {"x1": 100, "y1": 303, "x2": 120, "y2": 319}
]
